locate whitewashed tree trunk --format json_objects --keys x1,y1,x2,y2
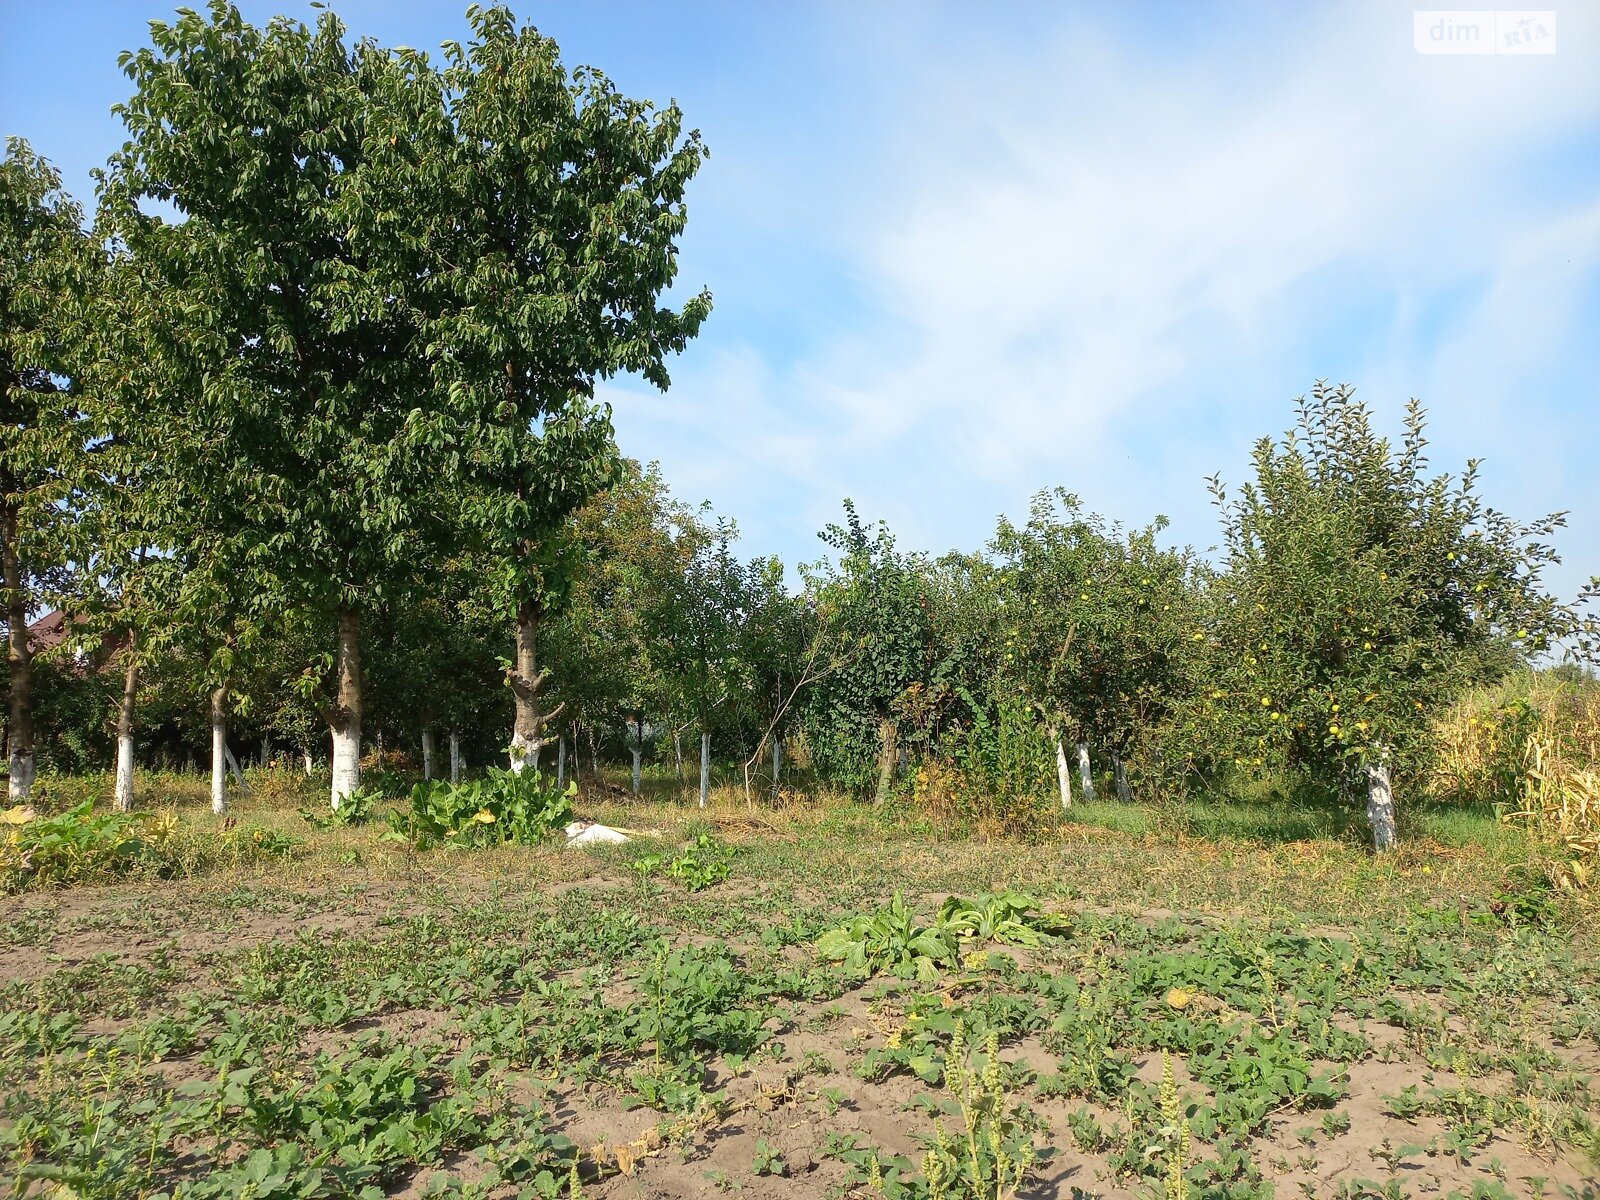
[
  {"x1": 3, "y1": 528, "x2": 35, "y2": 803},
  {"x1": 8, "y1": 744, "x2": 34, "y2": 802},
  {"x1": 674, "y1": 731, "x2": 683, "y2": 779},
  {"x1": 1054, "y1": 732, "x2": 1074, "y2": 809},
  {"x1": 210, "y1": 687, "x2": 227, "y2": 815},
  {"x1": 113, "y1": 654, "x2": 139, "y2": 812},
  {"x1": 329, "y1": 609, "x2": 362, "y2": 809},
  {"x1": 510, "y1": 733, "x2": 537, "y2": 772},
  {"x1": 631, "y1": 715, "x2": 645, "y2": 794},
  {"x1": 1113, "y1": 755, "x2": 1132, "y2": 803},
  {"x1": 1076, "y1": 742, "x2": 1096, "y2": 804},
  {"x1": 302, "y1": 749, "x2": 313, "y2": 777},
  {"x1": 331, "y1": 726, "x2": 360, "y2": 806},
  {"x1": 421, "y1": 729, "x2": 435, "y2": 781},
  {"x1": 1365, "y1": 751, "x2": 1397, "y2": 853},
  {"x1": 699, "y1": 730, "x2": 710, "y2": 808},
  {"x1": 114, "y1": 733, "x2": 135, "y2": 812},
  {"x1": 772, "y1": 734, "x2": 782, "y2": 796},
  {"x1": 449, "y1": 732, "x2": 462, "y2": 785},
  {"x1": 556, "y1": 735, "x2": 566, "y2": 787}
]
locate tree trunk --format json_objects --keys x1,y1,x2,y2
[
  {"x1": 210, "y1": 686, "x2": 228, "y2": 815},
  {"x1": 3, "y1": 503, "x2": 35, "y2": 802},
  {"x1": 674, "y1": 731, "x2": 683, "y2": 779},
  {"x1": 302, "y1": 748, "x2": 313, "y2": 776},
  {"x1": 699, "y1": 730, "x2": 710, "y2": 808},
  {"x1": 509, "y1": 599, "x2": 561, "y2": 772},
  {"x1": 589, "y1": 726, "x2": 599, "y2": 778},
  {"x1": 556, "y1": 734, "x2": 566, "y2": 787},
  {"x1": 113, "y1": 649, "x2": 139, "y2": 812},
  {"x1": 1076, "y1": 742, "x2": 1096, "y2": 803},
  {"x1": 422, "y1": 729, "x2": 435, "y2": 781},
  {"x1": 631, "y1": 714, "x2": 643, "y2": 794},
  {"x1": 329, "y1": 608, "x2": 362, "y2": 809},
  {"x1": 259, "y1": 734, "x2": 270, "y2": 769},
  {"x1": 874, "y1": 716, "x2": 898, "y2": 807},
  {"x1": 772, "y1": 734, "x2": 782, "y2": 798},
  {"x1": 449, "y1": 731, "x2": 462, "y2": 785},
  {"x1": 1113, "y1": 755, "x2": 1132, "y2": 803},
  {"x1": 1365, "y1": 751, "x2": 1397, "y2": 852},
  {"x1": 1055, "y1": 733, "x2": 1074, "y2": 809}
]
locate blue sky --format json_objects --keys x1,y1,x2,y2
[{"x1": 4, "y1": 1, "x2": 1598, "y2": 599}]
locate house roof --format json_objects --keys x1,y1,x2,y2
[
  {"x1": 24, "y1": 611, "x2": 126, "y2": 667},
  {"x1": 26, "y1": 610, "x2": 77, "y2": 654}
]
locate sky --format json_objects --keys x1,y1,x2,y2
[{"x1": 4, "y1": 0, "x2": 1598, "y2": 599}]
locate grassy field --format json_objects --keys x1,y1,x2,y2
[{"x1": 3, "y1": 770, "x2": 1598, "y2": 1199}]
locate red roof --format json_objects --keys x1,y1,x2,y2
[{"x1": 24, "y1": 611, "x2": 125, "y2": 667}]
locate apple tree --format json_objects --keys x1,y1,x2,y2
[
  {"x1": 992, "y1": 489, "x2": 1203, "y2": 808},
  {"x1": 1207, "y1": 383, "x2": 1577, "y2": 850}
]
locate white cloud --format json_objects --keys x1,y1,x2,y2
[{"x1": 612, "y1": 1, "x2": 1600, "y2": 595}]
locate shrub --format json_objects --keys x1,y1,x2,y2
[
  {"x1": 1, "y1": 800, "x2": 163, "y2": 889},
  {"x1": 911, "y1": 698, "x2": 1055, "y2": 839}
]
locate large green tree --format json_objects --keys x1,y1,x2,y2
[
  {"x1": 660, "y1": 518, "x2": 753, "y2": 806},
  {"x1": 421, "y1": 6, "x2": 711, "y2": 772},
  {"x1": 0, "y1": 138, "x2": 97, "y2": 803},
  {"x1": 104, "y1": 2, "x2": 443, "y2": 807}
]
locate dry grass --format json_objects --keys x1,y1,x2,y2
[{"x1": 1429, "y1": 671, "x2": 1600, "y2": 891}]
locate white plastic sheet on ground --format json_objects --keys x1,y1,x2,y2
[{"x1": 565, "y1": 820, "x2": 631, "y2": 847}]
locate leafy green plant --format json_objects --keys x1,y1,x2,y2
[
  {"x1": 299, "y1": 784, "x2": 381, "y2": 829},
  {"x1": 630, "y1": 833, "x2": 732, "y2": 891},
  {"x1": 751, "y1": 1138, "x2": 788, "y2": 1177},
  {"x1": 817, "y1": 893, "x2": 960, "y2": 982},
  {"x1": 937, "y1": 892, "x2": 1072, "y2": 948},
  {"x1": 2, "y1": 800, "x2": 164, "y2": 890},
  {"x1": 384, "y1": 768, "x2": 574, "y2": 849},
  {"x1": 633, "y1": 943, "x2": 770, "y2": 1073},
  {"x1": 818, "y1": 892, "x2": 1069, "y2": 981}
]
